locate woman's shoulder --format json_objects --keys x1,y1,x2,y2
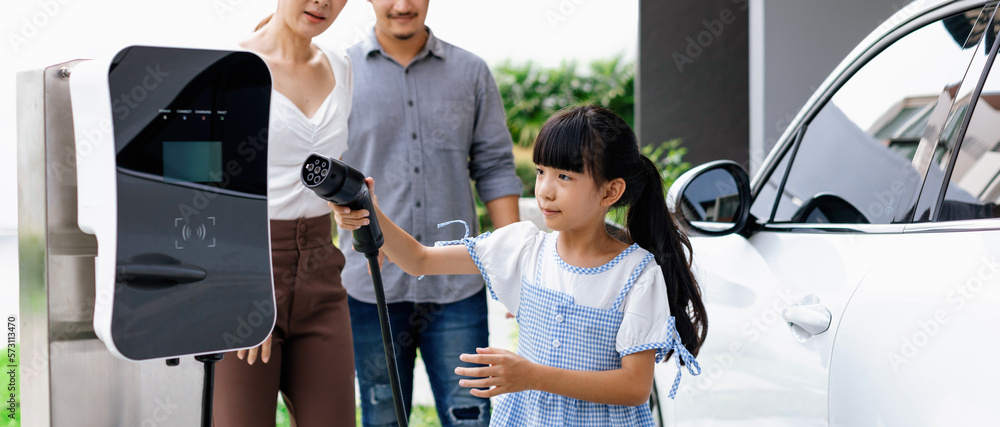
[
  {"x1": 317, "y1": 44, "x2": 350, "y2": 67},
  {"x1": 315, "y1": 43, "x2": 352, "y2": 97}
]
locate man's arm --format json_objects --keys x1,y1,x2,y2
[
  {"x1": 485, "y1": 194, "x2": 520, "y2": 228},
  {"x1": 468, "y1": 62, "x2": 524, "y2": 222}
]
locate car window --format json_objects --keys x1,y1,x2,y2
[
  {"x1": 935, "y1": 20, "x2": 1000, "y2": 222},
  {"x1": 769, "y1": 9, "x2": 989, "y2": 225}
]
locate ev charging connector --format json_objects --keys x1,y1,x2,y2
[{"x1": 301, "y1": 153, "x2": 407, "y2": 427}]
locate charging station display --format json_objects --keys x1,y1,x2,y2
[
  {"x1": 163, "y1": 141, "x2": 223, "y2": 183},
  {"x1": 73, "y1": 46, "x2": 275, "y2": 360}
]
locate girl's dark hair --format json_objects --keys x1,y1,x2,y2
[{"x1": 533, "y1": 105, "x2": 708, "y2": 358}]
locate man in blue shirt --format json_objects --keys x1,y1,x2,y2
[{"x1": 340, "y1": 1, "x2": 522, "y2": 425}]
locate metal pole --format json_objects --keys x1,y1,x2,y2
[{"x1": 17, "y1": 61, "x2": 203, "y2": 427}]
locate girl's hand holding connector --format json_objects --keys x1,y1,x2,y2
[
  {"x1": 330, "y1": 177, "x2": 376, "y2": 230},
  {"x1": 329, "y1": 177, "x2": 387, "y2": 269}
]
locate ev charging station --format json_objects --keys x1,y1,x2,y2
[{"x1": 18, "y1": 46, "x2": 275, "y2": 426}]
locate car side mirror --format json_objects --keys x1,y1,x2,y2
[{"x1": 667, "y1": 160, "x2": 751, "y2": 236}]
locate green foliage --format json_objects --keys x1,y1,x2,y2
[
  {"x1": 606, "y1": 139, "x2": 692, "y2": 228},
  {"x1": 476, "y1": 56, "x2": 637, "y2": 232},
  {"x1": 494, "y1": 56, "x2": 635, "y2": 148},
  {"x1": 642, "y1": 138, "x2": 691, "y2": 191},
  {"x1": 276, "y1": 396, "x2": 290, "y2": 426},
  {"x1": 409, "y1": 405, "x2": 444, "y2": 426},
  {"x1": 515, "y1": 161, "x2": 537, "y2": 198}
]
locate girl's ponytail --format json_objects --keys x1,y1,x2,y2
[{"x1": 627, "y1": 156, "x2": 708, "y2": 358}]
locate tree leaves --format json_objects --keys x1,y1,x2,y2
[{"x1": 494, "y1": 56, "x2": 635, "y2": 148}]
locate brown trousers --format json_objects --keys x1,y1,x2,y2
[{"x1": 213, "y1": 214, "x2": 356, "y2": 426}]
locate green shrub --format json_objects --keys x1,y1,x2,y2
[
  {"x1": 607, "y1": 139, "x2": 692, "y2": 227},
  {"x1": 494, "y1": 56, "x2": 635, "y2": 149}
]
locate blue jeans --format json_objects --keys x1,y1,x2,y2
[{"x1": 349, "y1": 288, "x2": 491, "y2": 427}]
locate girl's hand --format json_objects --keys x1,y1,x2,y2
[
  {"x1": 455, "y1": 347, "x2": 536, "y2": 398},
  {"x1": 330, "y1": 177, "x2": 388, "y2": 271},
  {"x1": 330, "y1": 202, "x2": 369, "y2": 231},
  {"x1": 329, "y1": 177, "x2": 376, "y2": 231},
  {"x1": 237, "y1": 334, "x2": 272, "y2": 365}
]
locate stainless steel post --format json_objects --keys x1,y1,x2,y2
[{"x1": 17, "y1": 61, "x2": 203, "y2": 427}]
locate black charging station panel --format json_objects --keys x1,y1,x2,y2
[{"x1": 108, "y1": 46, "x2": 274, "y2": 360}]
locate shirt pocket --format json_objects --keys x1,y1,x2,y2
[{"x1": 427, "y1": 96, "x2": 475, "y2": 152}]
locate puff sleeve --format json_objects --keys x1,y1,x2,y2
[
  {"x1": 435, "y1": 220, "x2": 543, "y2": 316},
  {"x1": 616, "y1": 261, "x2": 701, "y2": 399}
]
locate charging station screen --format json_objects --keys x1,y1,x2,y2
[
  {"x1": 110, "y1": 46, "x2": 271, "y2": 197},
  {"x1": 163, "y1": 141, "x2": 222, "y2": 183}
]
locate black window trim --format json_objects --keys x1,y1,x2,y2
[{"x1": 929, "y1": 5, "x2": 1000, "y2": 222}]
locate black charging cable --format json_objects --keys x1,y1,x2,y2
[
  {"x1": 194, "y1": 353, "x2": 225, "y2": 427},
  {"x1": 301, "y1": 153, "x2": 408, "y2": 427},
  {"x1": 366, "y1": 252, "x2": 409, "y2": 426}
]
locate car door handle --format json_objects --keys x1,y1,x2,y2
[{"x1": 782, "y1": 304, "x2": 832, "y2": 340}]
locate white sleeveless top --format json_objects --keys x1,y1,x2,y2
[{"x1": 266, "y1": 46, "x2": 353, "y2": 220}]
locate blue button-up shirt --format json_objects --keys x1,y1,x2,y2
[{"x1": 339, "y1": 28, "x2": 523, "y2": 304}]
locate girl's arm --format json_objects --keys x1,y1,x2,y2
[
  {"x1": 456, "y1": 347, "x2": 656, "y2": 407},
  {"x1": 330, "y1": 177, "x2": 480, "y2": 277}
]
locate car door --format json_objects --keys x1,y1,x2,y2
[
  {"x1": 829, "y1": 6, "x2": 1000, "y2": 424},
  {"x1": 657, "y1": 3, "x2": 992, "y2": 426}
]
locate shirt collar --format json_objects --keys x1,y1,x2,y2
[{"x1": 362, "y1": 26, "x2": 446, "y2": 61}]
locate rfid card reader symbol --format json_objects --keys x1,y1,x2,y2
[
  {"x1": 174, "y1": 217, "x2": 216, "y2": 249},
  {"x1": 182, "y1": 224, "x2": 207, "y2": 241}
]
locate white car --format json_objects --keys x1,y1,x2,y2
[{"x1": 652, "y1": 0, "x2": 1000, "y2": 425}]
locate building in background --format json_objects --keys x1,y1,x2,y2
[{"x1": 638, "y1": 0, "x2": 903, "y2": 174}]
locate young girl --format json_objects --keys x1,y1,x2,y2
[{"x1": 334, "y1": 105, "x2": 706, "y2": 426}]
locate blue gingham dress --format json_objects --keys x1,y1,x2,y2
[{"x1": 436, "y1": 221, "x2": 700, "y2": 426}]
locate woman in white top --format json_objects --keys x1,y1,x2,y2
[{"x1": 212, "y1": 1, "x2": 356, "y2": 426}]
